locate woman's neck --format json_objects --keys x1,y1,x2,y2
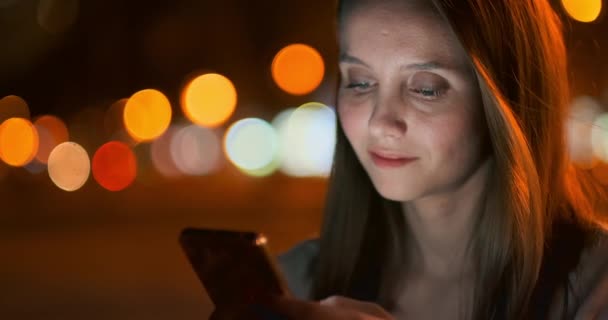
[{"x1": 401, "y1": 157, "x2": 492, "y2": 279}]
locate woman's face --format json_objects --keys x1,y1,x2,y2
[{"x1": 338, "y1": 1, "x2": 487, "y2": 202}]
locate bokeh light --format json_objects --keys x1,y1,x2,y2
[
  {"x1": 272, "y1": 44, "x2": 325, "y2": 95},
  {"x1": 0, "y1": 95, "x2": 30, "y2": 123},
  {"x1": 562, "y1": 0, "x2": 602, "y2": 23},
  {"x1": 37, "y1": 0, "x2": 79, "y2": 34},
  {"x1": 239, "y1": 152, "x2": 281, "y2": 177},
  {"x1": 92, "y1": 141, "x2": 137, "y2": 191},
  {"x1": 591, "y1": 112, "x2": 608, "y2": 163},
  {"x1": 0, "y1": 118, "x2": 39, "y2": 167},
  {"x1": 278, "y1": 102, "x2": 336, "y2": 177},
  {"x1": 181, "y1": 73, "x2": 237, "y2": 127},
  {"x1": 568, "y1": 96, "x2": 602, "y2": 168},
  {"x1": 34, "y1": 115, "x2": 69, "y2": 163},
  {"x1": 105, "y1": 98, "x2": 137, "y2": 146},
  {"x1": 48, "y1": 142, "x2": 90, "y2": 191},
  {"x1": 224, "y1": 118, "x2": 279, "y2": 173},
  {"x1": 25, "y1": 159, "x2": 47, "y2": 175},
  {"x1": 124, "y1": 89, "x2": 172, "y2": 142},
  {"x1": 151, "y1": 125, "x2": 184, "y2": 178},
  {"x1": 170, "y1": 125, "x2": 222, "y2": 176}
]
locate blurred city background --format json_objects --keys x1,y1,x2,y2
[{"x1": 0, "y1": 0, "x2": 606, "y2": 319}]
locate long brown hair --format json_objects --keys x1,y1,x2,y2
[{"x1": 312, "y1": 0, "x2": 608, "y2": 319}]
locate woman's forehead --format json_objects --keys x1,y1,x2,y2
[
  {"x1": 339, "y1": 0, "x2": 448, "y2": 47},
  {"x1": 339, "y1": 3, "x2": 468, "y2": 71}
]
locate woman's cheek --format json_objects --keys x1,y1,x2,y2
[
  {"x1": 423, "y1": 117, "x2": 469, "y2": 162},
  {"x1": 439, "y1": 118, "x2": 481, "y2": 169},
  {"x1": 339, "y1": 105, "x2": 369, "y2": 140}
]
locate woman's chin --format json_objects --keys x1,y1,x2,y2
[{"x1": 374, "y1": 183, "x2": 422, "y2": 202}]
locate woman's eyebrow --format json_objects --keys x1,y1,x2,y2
[
  {"x1": 339, "y1": 53, "x2": 371, "y2": 67},
  {"x1": 339, "y1": 52, "x2": 455, "y2": 71},
  {"x1": 403, "y1": 61, "x2": 445, "y2": 70}
]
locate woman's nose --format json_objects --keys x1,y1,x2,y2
[{"x1": 368, "y1": 93, "x2": 408, "y2": 141}]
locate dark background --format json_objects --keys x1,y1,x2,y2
[{"x1": 1, "y1": 0, "x2": 607, "y2": 319}]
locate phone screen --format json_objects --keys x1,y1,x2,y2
[{"x1": 179, "y1": 228, "x2": 291, "y2": 308}]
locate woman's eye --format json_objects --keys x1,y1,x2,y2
[
  {"x1": 410, "y1": 87, "x2": 444, "y2": 99},
  {"x1": 407, "y1": 72, "x2": 450, "y2": 101},
  {"x1": 345, "y1": 81, "x2": 373, "y2": 92}
]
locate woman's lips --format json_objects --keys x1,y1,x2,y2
[{"x1": 369, "y1": 151, "x2": 417, "y2": 168}]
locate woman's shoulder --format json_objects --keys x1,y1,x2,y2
[
  {"x1": 277, "y1": 238, "x2": 320, "y2": 300},
  {"x1": 567, "y1": 228, "x2": 608, "y2": 318}
]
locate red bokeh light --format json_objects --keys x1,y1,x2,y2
[{"x1": 92, "y1": 141, "x2": 137, "y2": 191}]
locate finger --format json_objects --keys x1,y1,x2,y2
[{"x1": 320, "y1": 296, "x2": 393, "y2": 319}]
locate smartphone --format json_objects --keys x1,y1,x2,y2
[{"x1": 179, "y1": 227, "x2": 292, "y2": 308}]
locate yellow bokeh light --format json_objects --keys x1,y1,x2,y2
[
  {"x1": 48, "y1": 142, "x2": 90, "y2": 191},
  {"x1": 272, "y1": 44, "x2": 325, "y2": 95},
  {"x1": 0, "y1": 118, "x2": 39, "y2": 167},
  {"x1": 124, "y1": 89, "x2": 172, "y2": 142},
  {"x1": 562, "y1": 0, "x2": 602, "y2": 22},
  {"x1": 181, "y1": 73, "x2": 237, "y2": 127}
]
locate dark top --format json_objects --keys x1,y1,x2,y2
[
  {"x1": 277, "y1": 238, "x2": 320, "y2": 300},
  {"x1": 277, "y1": 235, "x2": 608, "y2": 319}
]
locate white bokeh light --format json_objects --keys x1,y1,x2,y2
[
  {"x1": 224, "y1": 118, "x2": 279, "y2": 173},
  {"x1": 568, "y1": 96, "x2": 603, "y2": 168},
  {"x1": 275, "y1": 102, "x2": 336, "y2": 177},
  {"x1": 592, "y1": 112, "x2": 608, "y2": 163},
  {"x1": 150, "y1": 125, "x2": 184, "y2": 178},
  {"x1": 47, "y1": 142, "x2": 90, "y2": 191},
  {"x1": 170, "y1": 125, "x2": 222, "y2": 176}
]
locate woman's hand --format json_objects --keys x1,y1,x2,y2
[{"x1": 266, "y1": 295, "x2": 395, "y2": 320}]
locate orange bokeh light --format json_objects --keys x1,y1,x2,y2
[
  {"x1": 123, "y1": 89, "x2": 172, "y2": 142},
  {"x1": 0, "y1": 95, "x2": 30, "y2": 123},
  {"x1": 181, "y1": 73, "x2": 237, "y2": 127},
  {"x1": 92, "y1": 141, "x2": 137, "y2": 191},
  {"x1": 34, "y1": 115, "x2": 69, "y2": 163},
  {"x1": 0, "y1": 118, "x2": 39, "y2": 167},
  {"x1": 272, "y1": 44, "x2": 325, "y2": 95},
  {"x1": 562, "y1": 0, "x2": 602, "y2": 22}
]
